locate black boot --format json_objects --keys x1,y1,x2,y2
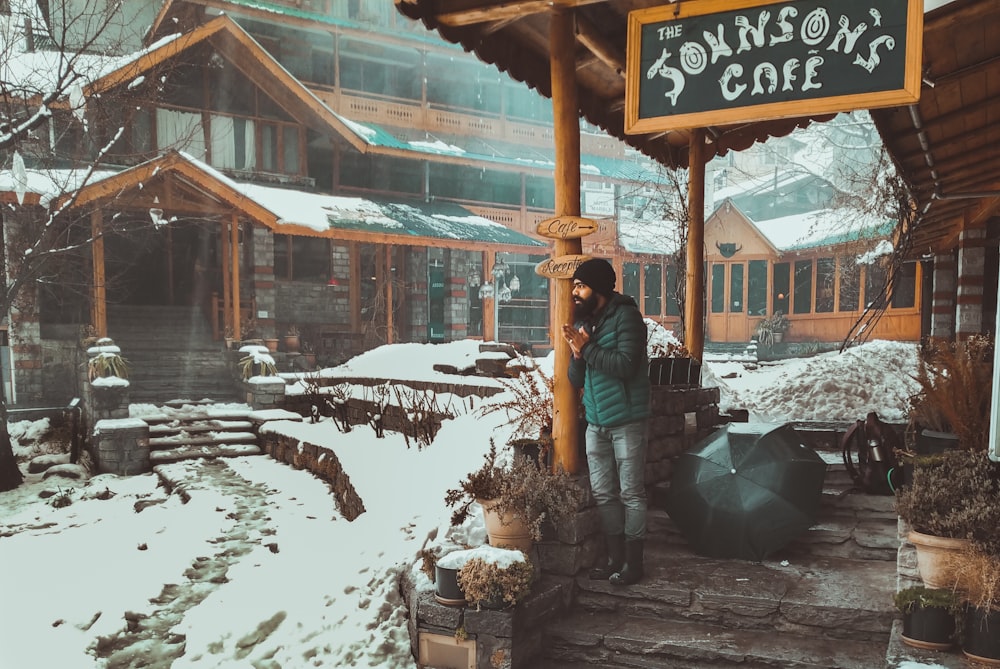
[
  {"x1": 588, "y1": 534, "x2": 625, "y2": 580},
  {"x1": 609, "y1": 539, "x2": 644, "y2": 586}
]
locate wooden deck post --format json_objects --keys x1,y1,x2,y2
[
  {"x1": 90, "y1": 210, "x2": 107, "y2": 338},
  {"x1": 685, "y1": 128, "x2": 707, "y2": 362},
  {"x1": 550, "y1": 7, "x2": 582, "y2": 475},
  {"x1": 231, "y1": 213, "x2": 241, "y2": 340}
]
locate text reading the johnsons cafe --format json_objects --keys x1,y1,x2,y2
[{"x1": 624, "y1": 0, "x2": 922, "y2": 134}]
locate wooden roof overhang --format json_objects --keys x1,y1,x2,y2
[
  {"x1": 82, "y1": 14, "x2": 368, "y2": 153},
  {"x1": 51, "y1": 151, "x2": 542, "y2": 253},
  {"x1": 870, "y1": 0, "x2": 1000, "y2": 256},
  {"x1": 393, "y1": 0, "x2": 836, "y2": 170}
]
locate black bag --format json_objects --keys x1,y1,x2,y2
[{"x1": 841, "y1": 411, "x2": 902, "y2": 495}]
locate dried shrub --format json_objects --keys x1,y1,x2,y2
[
  {"x1": 896, "y1": 450, "x2": 1000, "y2": 553},
  {"x1": 476, "y1": 355, "x2": 553, "y2": 440},
  {"x1": 908, "y1": 335, "x2": 993, "y2": 450},
  {"x1": 458, "y1": 552, "x2": 534, "y2": 608},
  {"x1": 445, "y1": 438, "x2": 583, "y2": 541},
  {"x1": 946, "y1": 546, "x2": 1000, "y2": 612}
]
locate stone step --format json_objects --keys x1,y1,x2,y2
[
  {"x1": 535, "y1": 609, "x2": 889, "y2": 669},
  {"x1": 572, "y1": 541, "x2": 896, "y2": 641},
  {"x1": 148, "y1": 443, "x2": 262, "y2": 464},
  {"x1": 149, "y1": 431, "x2": 257, "y2": 450},
  {"x1": 148, "y1": 420, "x2": 254, "y2": 436}
]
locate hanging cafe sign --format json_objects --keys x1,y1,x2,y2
[
  {"x1": 533, "y1": 215, "x2": 599, "y2": 279},
  {"x1": 624, "y1": 0, "x2": 923, "y2": 134}
]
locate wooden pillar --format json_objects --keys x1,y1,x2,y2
[
  {"x1": 221, "y1": 220, "x2": 231, "y2": 336},
  {"x1": 550, "y1": 7, "x2": 582, "y2": 475},
  {"x1": 685, "y1": 128, "x2": 707, "y2": 362},
  {"x1": 166, "y1": 225, "x2": 175, "y2": 306},
  {"x1": 385, "y1": 245, "x2": 394, "y2": 344},
  {"x1": 231, "y1": 214, "x2": 241, "y2": 340},
  {"x1": 90, "y1": 210, "x2": 107, "y2": 337}
]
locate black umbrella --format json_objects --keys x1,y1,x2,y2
[{"x1": 665, "y1": 422, "x2": 827, "y2": 561}]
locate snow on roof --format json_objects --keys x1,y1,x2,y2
[
  {"x1": 618, "y1": 217, "x2": 678, "y2": 255},
  {"x1": 750, "y1": 208, "x2": 892, "y2": 252}
]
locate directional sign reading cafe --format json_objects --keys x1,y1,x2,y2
[{"x1": 625, "y1": 0, "x2": 922, "y2": 134}]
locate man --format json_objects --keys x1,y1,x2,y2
[{"x1": 562, "y1": 258, "x2": 650, "y2": 586}]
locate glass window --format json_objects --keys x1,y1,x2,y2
[
  {"x1": 711, "y1": 263, "x2": 725, "y2": 313},
  {"x1": 865, "y1": 261, "x2": 888, "y2": 309},
  {"x1": 838, "y1": 256, "x2": 860, "y2": 311},
  {"x1": 644, "y1": 263, "x2": 662, "y2": 315},
  {"x1": 816, "y1": 257, "x2": 835, "y2": 313},
  {"x1": 772, "y1": 262, "x2": 790, "y2": 314},
  {"x1": 283, "y1": 126, "x2": 300, "y2": 175},
  {"x1": 747, "y1": 260, "x2": 767, "y2": 315},
  {"x1": 793, "y1": 260, "x2": 813, "y2": 314},
  {"x1": 274, "y1": 235, "x2": 329, "y2": 282},
  {"x1": 261, "y1": 124, "x2": 277, "y2": 172},
  {"x1": 623, "y1": 262, "x2": 640, "y2": 303},
  {"x1": 729, "y1": 263, "x2": 744, "y2": 313},
  {"x1": 891, "y1": 262, "x2": 917, "y2": 309},
  {"x1": 666, "y1": 264, "x2": 680, "y2": 316}
]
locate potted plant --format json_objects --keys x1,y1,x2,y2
[
  {"x1": 283, "y1": 325, "x2": 301, "y2": 353},
  {"x1": 445, "y1": 438, "x2": 583, "y2": 552},
  {"x1": 895, "y1": 449, "x2": 1000, "y2": 588},
  {"x1": 754, "y1": 310, "x2": 788, "y2": 347},
  {"x1": 906, "y1": 334, "x2": 992, "y2": 453},
  {"x1": 238, "y1": 346, "x2": 278, "y2": 380},
  {"x1": 87, "y1": 348, "x2": 129, "y2": 381},
  {"x1": 948, "y1": 545, "x2": 1000, "y2": 665},
  {"x1": 456, "y1": 545, "x2": 534, "y2": 609},
  {"x1": 893, "y1": 585, "x2": 960, "y2": 650}
]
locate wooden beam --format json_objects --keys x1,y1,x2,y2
[
  {"x1": 576, "y1": 15, "x2": 625, "y2": 77},
  {"x1": 433, "y1": 0, "x2": 605, "y2": 27},
  {"x1": 90, "y1": 210, "x2": 107, "y2": 338},
  {"x1": 685, "y1": 128, "x2": 706, "y2": 362},
  {"x1": 550, "y1": 6, "x2": 582, "y2": 476},
  {"x1": 231, "y1": 213, "x2": 241, "y2": 340}
]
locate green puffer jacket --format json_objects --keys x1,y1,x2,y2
[{"x1": 567, "y1": 293, "x2": 650, "y2": 428}]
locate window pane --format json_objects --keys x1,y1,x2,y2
[
  {"x1": 748, "y1": 260, "x2": 767, "y2": 315},
  {"x1": 838, "y1": 256, "x2": 860, "y2": 311},
  {"x1": 274, "y1": 234, "x2": 291, "y2": 279},
  {"x1": 891, "y1": 262, "x2": 917, "y2": 309},
  {"x1": 644, "y1": 263, "x2": 662, "y2": 315},
  {"x1": 816, "y1": 257, "x2": 835, "y2": 313},
  {"x1": 623, "y1": 262, "x2": 640, "y2": 303},
  {"x1": 261, "y1": 124, "x2": 277, "y2": 172},
  {"x1": 666, "y1": 265, "x2": 680, "y2": 316},
  {"x1": 793, "y1": 260, "x2": 812, "y2": 314},
  {"x1": 283, "y1": 126, "x2": 300, "y2": 175},
  {"x1": 729, "y1": 263, "x2": 744, "y2": 313},
  {"x1": 865, "y1": 262, "x2": 888, "y2": 309},
  {"x1": 772, "y1": 262, "x2": 790, "y2": 314},
  {"x1": 291, "y1": 237, "x2": 329, "y2": 282},
  {"x1": 711, "y1": 263, "x2": 725, "y2": 313}
]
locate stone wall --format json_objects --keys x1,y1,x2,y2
[{"x1": 257, "y1": 430, "x2": 365, "y2": 521}]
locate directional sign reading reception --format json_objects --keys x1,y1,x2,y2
[
  {"x1": 536, "y1": 254, "x2": 592, "y2": 280},
  {"x1": 535, "y1": 215, "x2": 599, "y2": 240},
  {"x1": 625, "y1": 0, "x2": 922, "y2": 134}
]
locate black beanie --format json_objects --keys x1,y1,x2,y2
[{"x1": 572, "y1": 258, "x2": 616, "y2": 296}]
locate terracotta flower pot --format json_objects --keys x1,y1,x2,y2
[
  {"x1": 478, "y1": 498, "x2": 532, "y2": 553},
  {"x1": 907, "y1": 530, "x2": 970, "y2": 589}
]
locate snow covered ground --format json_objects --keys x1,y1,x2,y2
[{"x1": 0, "y1": 338, "x2": 927, "y2": 668}]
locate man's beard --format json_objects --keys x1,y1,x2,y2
[{"x1": 573, "y1": 293, "x2": 600, "y2": 320}]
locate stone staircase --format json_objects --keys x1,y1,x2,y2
[
  {"x1": 528, "y1": 445, "x2": 902, "y2": 668},
  {"x1": 137, "y1": 400, "x2": 262, "y2": 465},
  {"x1": 106, "y1": 305, "x2": 241, "y2": 405}
]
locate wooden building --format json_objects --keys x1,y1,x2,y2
[{"x1": 0, "y1": 0, "x2": 678, "y2": 405}]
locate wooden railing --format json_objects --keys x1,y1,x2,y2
[{"x1": 312, "y1": 89, "x2": 627, "y2": 159}]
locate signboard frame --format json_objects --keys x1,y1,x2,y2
[{"x1": 625, "y1": 0, "x2": 923, "y2": 134}]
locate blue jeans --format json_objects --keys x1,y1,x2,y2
[{"x1": 585, "y1": 420, "x2": 647, "y2": 541}]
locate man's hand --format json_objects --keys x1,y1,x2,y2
[{"x1": 561, "y1": 323, "x2": 590, "y2": 359}]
